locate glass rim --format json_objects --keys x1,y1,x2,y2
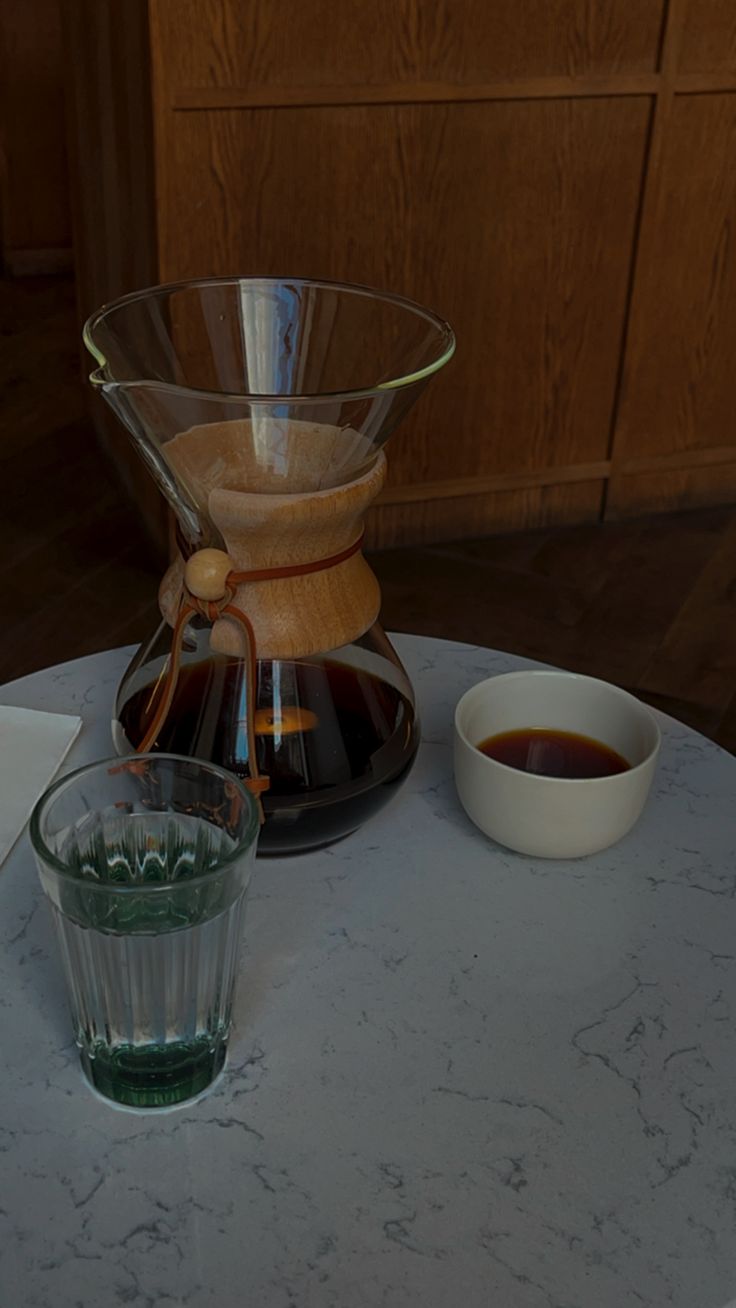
[
  {"x1": 29, "y1": 753, "x2": 261, "y2": 893},
  {"x1": 83, "y1": 273, "x2": 457, "y2": 404}
]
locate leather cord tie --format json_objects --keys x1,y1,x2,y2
[{"x1": 136, "y1": 532, "x2": 365, "y2": 821}]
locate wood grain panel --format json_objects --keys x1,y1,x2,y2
[
  {"x1": 679, "y1": 0, "x2": 736, "y2": 73},
  {"x1": 677, "y1": 72, "x2": 736, "y2": 92},
  {"x1": 172, "y1": 75, "x2": 662, "y2": 111},
  {"x1": 0, "y1": 0, "x2": 71, "y2": 260},
  {"x1": 164, "y1": 98, "x2": 650, "y2": 500},
  {"x1": 64, "y1": 0, "x2": 157, "y2": 319},
  {"x1": 611, "y1": 95, "x2": 736, "y2": 485},
  {"x1": 155, "y1": 0, "x2": 665, "y2": 89},
  {"x1": 366, "y1": 481, "x2": 604, "y2": 549},
  {"x1": 376, "y1": 462, "x2": 611, "y2": 505},
  {"x1": 65, "y1": 0, "x2": 736, "y2": 548},
  {"x1": 64, "y1": 1, "x2": 164, "y2": 550},
  {"x1": 606, "y1": 461, "x2": 736, "y2": 519}
]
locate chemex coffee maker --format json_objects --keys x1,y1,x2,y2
[{"x1": 84, "y1": 277, "x2": 455, "y2": 854}]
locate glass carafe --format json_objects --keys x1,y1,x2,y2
[{"x1": 84, "y1": 277, "x2": 455, "y2": 854}]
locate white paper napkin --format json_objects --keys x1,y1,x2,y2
[{"x1": 0, "y1": 704, "x2": 82, "y2": 866}]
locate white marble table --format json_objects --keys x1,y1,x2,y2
[{"x1": 1, "y1": 636, "x2": 735, "y2": 1308}]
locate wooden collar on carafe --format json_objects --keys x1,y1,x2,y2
[{"x1": 135, "y1": 535, "x2": 365, "y2": 819}]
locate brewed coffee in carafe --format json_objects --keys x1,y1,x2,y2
[
  {"x1": 115, "y1": 626, "x2": 418, "y2": 855},
  {"x1": 85, "y1": 277, "x2": 454, "y2": 854}
]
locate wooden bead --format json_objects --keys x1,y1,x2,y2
[{"x1": 184, "y1": 548, "x2": 233, "y2": 601}]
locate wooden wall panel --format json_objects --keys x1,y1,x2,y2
[
  {"x1": 64, "y1": 0, "x2": 157, "y2": 321},
  {"x1": 164, "y1": 98, "x2": 650, "y2": 534},
  {"x1": 0, "y1": 0, "x2": 71, "y2": 270},
  {"x1": 157, "y1": 0, "x2": 665, "y2": 91},
  {"x1": 679, "y1": 0, "x2": 736, "y2": 73},
  {"x1": 606, "y1": 462, "x2": 736, "y2": 520},
  {"x1": 367, "y1": 480, "x2": 604, "y2": 548},
  {"x1": 63, "y1": 0, "x2": 164, "y2": 551},
  {"x1": 66, "y1": 0, "x2": 736, "y2": 548},
  {"x1": 608, "y1": 94, "x2": 736, "y2": 514}
]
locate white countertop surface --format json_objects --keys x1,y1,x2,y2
[{"x1": 1, "y1": 635, "x2": 735, "y2": 1308}]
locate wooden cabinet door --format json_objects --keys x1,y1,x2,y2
[
  {"x1": 149, "y1": 0, "x2": 659, "y2": 544},
  {"x1": 607, "y1": 0, "x2": 736, "y2": 517}
]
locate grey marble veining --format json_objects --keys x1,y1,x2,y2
[{"x1": 1, "y1": 636, "x2": 735, "y2": 1308}]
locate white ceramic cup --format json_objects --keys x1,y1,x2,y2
[{"x1": 453, "y1": 670, "x2": 661, "y2": 858}]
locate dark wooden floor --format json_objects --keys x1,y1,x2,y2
[{"x1": 2, "y1": 274, "x2": 735, "y2": 754}]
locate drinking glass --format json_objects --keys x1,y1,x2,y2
[{"x1": 30, "y1": 754, "x2": 259, "y2": 1109}]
